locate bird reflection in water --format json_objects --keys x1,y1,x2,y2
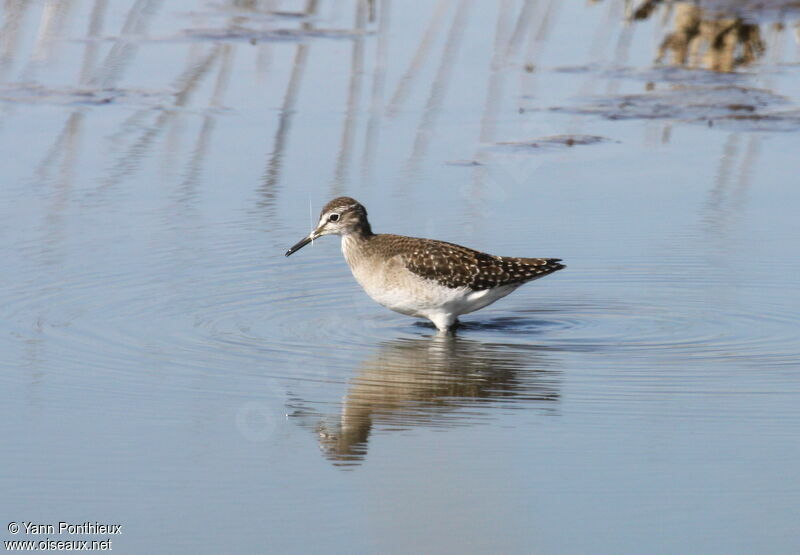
[{"x1": 308, "y1": 335, "x2": 560, "y2": 467}]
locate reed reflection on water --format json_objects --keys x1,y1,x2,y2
[{"x1": 2, "y1": 0, "x2": 799, "y2": 202}]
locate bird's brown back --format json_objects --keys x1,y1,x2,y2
[{"x1": 366, "y1": 234, "x2": 565, "y2": 290}]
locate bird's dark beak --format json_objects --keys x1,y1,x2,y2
[{"x1": 285, "y1": 231, "x2": 318, "y2": 257}]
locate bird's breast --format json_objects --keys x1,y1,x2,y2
[{"x1": 342, "y1": 236, "x2": 441, "y2": 316}]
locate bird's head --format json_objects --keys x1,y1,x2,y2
[{"x1": 285, "y1": 197, "x2": 371, "y2": 256}]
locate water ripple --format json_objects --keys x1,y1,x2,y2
[{"x1": 5, "y1": 236, "x2": 798, "y2": 420}]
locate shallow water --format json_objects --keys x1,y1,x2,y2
[{"x1": 2, "y1": 1, "x2": 800, "y2": 553}]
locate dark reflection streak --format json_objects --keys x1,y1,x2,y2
[
  {"x1": 758, "y1": 23, "x2": 782, "y2": 91},
  {"x1": 7, "y1": 0, "x2": 75, "y2": 122},
  {"x1": 259, "y1": 42, "x2": 309, "y2": 204},
  {"x1": 160, "y1": 14, "x2": 204, "y2": 172},
  {"x1": 520, "y1": 0, "x2": 559, "y2": 101},
  {"x1": 505, "y1": 0, "x2": 535, "y2": 59},
  {"x1": 24, "y1": 0, "x2": 75, "y2": 75},
  {"x1": 35, "y1": 0, "x2": 107, "y2": 182},
  {"x1": 714, "y1": 133, "x2": 740, "y2": 206},
  {"x1": 30, "y1": 0, "x2": 108, "y2": 282},
  {"x1": 35, "y1": 112, "x2": 82, "y2": 267},
  {"x1": 703, "y1": 133, "x2": 741, "y2": 263},
  {"x1": 360, "y1": 0, "x2": 390, "y2": 183},
  {"x1": 660, "y1": 122, "x2": 673, "y2": 145},
  {"x1": 577, "y1": 0, "x2": 623, "y2": 100},
  {"x1": 23, "y1": 2, "x2": 107, "y2": 396},
  {"x1": 23, "y1": 334, "x2": 45, "y2": 413},
  {"x1": 98, "y1": 47, "x2": 221, "y2": 191},
  {"x1": 90, "y1": 0, "x2": 163, "y2": 88},
  {"x1": 385, "y1": 0, "x2": 449, "y2": 118},
  {"x1": 331, "y1": 0, "x2": 367, "y2": 195},
  {"x1": 403, "y1": 0, "x2": 470, "y2": 180},
  {"x1": 562, "y1": 0, "x2": 622, "y2": 134},
  {"x1": 179, "y1": 45, "x2": 235, "y2": 197},
  {"x1": 34, "y1": 110, "x2": 83, "y2": 188},
  {"x1": 212, "y1": 43, "x2": 234, "y2": 105},
  {"x1": 254, "y1": 44, "x2": 271, "y2": 83},
  {"x1": 770, "y1": 22, "x2": 789, "y2": 64},
  {"x1": 698, "y1": 132, "x2": 760, "y2": 303},
  {"x1": 312, "y1": 336, "x2": 560, "y2": 466},
  {"x1": 259, "y1": 0, "x2": 319, "y2": 210},
  {"x1": 106, "y1": 109, "x2": 151, "y2": 147},
  {"x1": 79, "y1": 0, "x2": 108, "y2": 83},
  {"x1": 734, "y1": 135, "x2": 760, "y2": 210},
  {"x1": 179, "y1": 116, "x2": 214, "y2": 198},
  {"x1": 34, "y1": 0, "x2": 109, "y2": 189},
  {"x1": 467, "y1": 1, "x2": 514, "y2": 225},
  {"x1": 479, "y1": 0, "x2": 513, "y2": 144},
  {"x1": 254, "y1": 1, "x2": 275, "y2": 82},
  {"x1": 0, "y1": 0, "x2": 31, "y2": 77},
  {"x1": 607, "y1": 21, "x2": 635, "y2": 96}
]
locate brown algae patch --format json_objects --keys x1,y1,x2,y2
[
  {"x1": 550, "y1": 85, "x2": 800, "y2": 131},
  {"x1": 0, "y1": 84, "x2": 170, "y2": 106},
  {"x1": 488, "y1": 135, "x2": 615, "y2": 152}
]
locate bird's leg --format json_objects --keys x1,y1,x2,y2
[{"x1": 430, "y1": 314, "x2": 459, "y2": 333}]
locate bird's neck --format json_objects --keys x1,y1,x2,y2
[
  {"x1": 341, "y1": 225, "x2": 374, "y2": 266},
  {"x1": 352, "y1": 218, "x2": 374, "y2": 238}
]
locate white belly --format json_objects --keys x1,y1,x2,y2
[{"x1": 342, "y1": 237, "x2": 519, "y2": 320}]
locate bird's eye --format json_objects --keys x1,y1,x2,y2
[{"x1": 329, "y1": 213, "x2": 340, "y2": 222}]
